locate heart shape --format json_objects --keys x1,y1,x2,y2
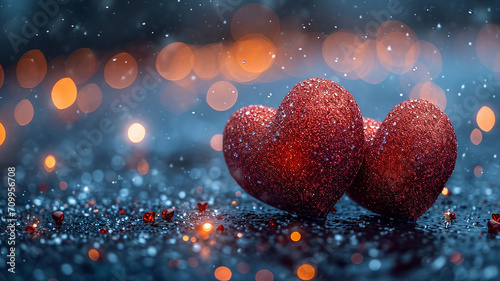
[
  {"x1": 347, "y1": 99, "x2": 457, "y2": 221},
  {"x1": 223, "y1": 78, "x2": 365, "y2": 217}
]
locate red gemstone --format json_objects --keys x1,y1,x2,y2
[
  {"x1": 487, "y1": 219, "x2": 500, "y2": 233},
  {"x1": 119, "y1": 209, "x2": 125, "y2": 215},
  {"x1": 197, "y1": 202, "x2": 208, "y2": 212},
  {"x1": 51, "y1": 211, "x2": 64, "y2": 224},
  {"x1": 25, "y1": 225, "x2": 35, "y2": 232},
  {"x1": 99, "y1": 227, "x2": 109, "y2": 234},
  {"x1": 492, "y1": 213, "x2": 500, "y2": 222},
  {"x1": 216, "y1": 224, "x2": 225, "y2": 231},
  {"x1": 162, "y1": 208, "x2": 175, "y2": 221},
  {"x1": 143, "y1": 211, "x2": 155, "y2": 222}
]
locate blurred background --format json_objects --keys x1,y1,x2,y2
[{"x1": 0, "y1": 1, "x2": 499, "y2": 280}]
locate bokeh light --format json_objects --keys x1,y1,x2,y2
[
  {"x1": 77, "y1": 83, "x2": 102, "y2": 113},
  {"x1": 231, "y1": 3, "x2": 279, "y2": 41},
  {"x1": 202, "y1": 223, "x2": 213, "y2": 232},
  {"x1": 0, "y1": 122, "x2": 5, "y2": 146},
  {"x1": 137, "y1": 160, "x2": 149, "y2": 175},
  {"x1": 415, "y1": 40, "x2": 442, "y2": 80},
  {"x1": 127, "y1": 123, "x2": 146, "y2": 143},
  {"x1": 51, "y1": 77, "x2": 77, "y2": 109},
  {"x1": 16, "y1": 49, "x2": 47, "y2": 88},
  {"x1": 14, "y1": 99, "x2": 34, "y2": 126},
  {"x1": 104, "y1": 52, "x2": 138, "y2": 89},
  {"x1": 297, "y1": 264, "x2": 316, "y2": 280},
  {"x1": 410, "y1": 81, "x2": 447, "y2": 110},
  {"x1": 210, "y1": 134, "x2": 223, "y2": 152},
  {"x1": 231, "y1": 34, "x2": 276, "y2": 74},
  {"x1": 156, "y1": 42, "x2": 194, "y2": 81},
  {"x1": 237, "y1": 262, "x2": 250, "y2": 274},
  {"x1": 88, "y1": 249, "x2": 100, "y2": 262},
  {"x1": 442, "y1": 187, "x2": 450, "y2": 196},
  {"x1": 474, "y1": 166, "x2": 483, "y2": 177},
  {"x1": 44, "y1": 155, "x2": 56, "y2": 172},
  {"x1": 290, "y1": 231, "x2": 301, "y2": 242},
  {"x1": 193, "y1": 45, "x2": 219, "y2": 79},
  {"x1": 206, "y1": 81, "x2": 238, "y2": 111},
  {"x1": 214, "y1": 266, "x2": 232, "y2": 281},
  {"x1": 476, "y1": 106, "x2": 495, "y2": 132},
  {"x1": 470, "y1": 128, "x2": 482, "y2": 145},
  {"x1": 322, "y1": 31, "x2": 365, "y2": 73},
  {"x1": 255, "y1": 269, "x2": 274, "y2": 281},
  {"x1": 476, "y1": 24, "x2": 500, "y2": 71},
  {"x1": 351, "y1": 253, "x2": 363, "y2": 264},
  {"x1": 65, "y1": 48, "x2": 98, "y2": 84}
]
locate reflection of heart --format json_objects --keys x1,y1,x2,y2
[
  {"x1": 347, "y1": 99, "x2": 457, "y2": 221},
  {"x1": 223, "y1": 78, "x2": 365, "y2": 217}
]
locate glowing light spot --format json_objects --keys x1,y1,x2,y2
[
  {"x1": 88, "y1": 249, "x2": 100, "y2": 261},
  {"x1": 441, "y1": 187, "x2": 449, "y2": 196},
  {"x1": 214, "y1": 266, "x2": 232, "y2": 281},
  {"x1": 470, "y1": 128, "x2": 482, "y2": 145},
  {"x1": 410, "y1": 81, "x2": 447, "y2": 110},
  {"x1": 237, "y1": 232, "x2": 243, "y2": 238},
  {"x1": 193, "y1": 45, "x2": 219, "y2": 79},
  {"x1": 187, "y1": 257, "x2": 199, "y2": 268},
  {"x1": 351, "y1": 253, "x2": 363, "y2": 264},
  {"x1": 44, "y1": 155, "x2": 56, "y2": 172},
  {"x1": 14, "y1": 99, "x2": 34, "y2": 126},
  {"x1": 322, "y1": 31, "x2": 365, "y2": 73},
  {"x1": 255, "y1": 269, "x2": 274, "y2": 281},
  {"x1": 77, "y1": 84, "x2": 102, "y2": 113},
  {"x1": 0, "y1": 123, "x2": 6, "y2": 146},
  {"x1": 59, "y1": 181, "x2": 68, "y2": 190},
  {"x1": 290, "y1": 231, "x2": 301, "y2": 242},
  {"x1": 211, "y1": 134, "x2": 223, "y2": 151},
  {"x1": 51, "y1": 77, "x2": 77, "y2": 109},
  {"x1": 476, "y1": 106, "x2": 495, "y2": 132},
  {"x1": 232, "y1": 200, "x2": 237, "y2": 205},
  {"x1": 137, "y1": 160, "x2": 149, "y2": 175},
  {"x1": 182, "y1": 235, "x2": 189, "y2": 242},
  {"x1": 474, "y1": 166, "x2": 483, "y2": 177},
  {"x1": 207, "y1": 81, "x2": 238, "y2": 111},
  {"x1": 232, "y1": 34, "x2": 276, "y2": 73},
  {"x1": 231, "y1": 4, "x2": 279, "y2": 41},
  {"x1": 297, "y1": 264, "x2": 316, "y2": 280},
  {"x1": 104, "y1": 52, "x2": 138, "y2": 89},
  {"x1": 156, "y1": 42, "x2": 194, "y2": 81},
  {"x1": 16, "y1": 49, "x2": 47, "y2": 88},
  {"x1": 127, "y1": 123, "x2": 146, "y2": 143},
  {"x1": 202, "y1": 223, "x2": 213, "y2": 232},
  {"x1": 450, "y1": 252, "x2": 464, "y2": 265},
  {"x1": 476, "y1": 24, "x2": 500, "y2": 71},
  {"x1": 191, "y1": 237, "x2": 197, "y2": 243},
  {"x1": 65, "y1": 48, "x2": 98, "y2": 84}
]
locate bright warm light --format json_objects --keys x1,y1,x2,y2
[
  {"x1": 232, "y1": 34, "x2": 276, "y2": 73},
  {"x1": 290, "y1": 231, "x2": 301, "y2": 242},
  {"x1": 470, "y1": 128, "x2": 482, "y2": 145},
  {"x1": 214, "y1": 266, "x2": 232, "y2": 281},
  {"x1": 14, "y1": 99, "x2": 34, "y2": 126},
  {"x1": 0, "y1": 122, "x2": 5, "y2": 146},
  {"x1": 297, "y1": 264, "x2": 316, "y2": 280},
  {"x1": 210, "y1": 134, "x2": 223, "y2": 151},
  {"x1": 33, "y1": 223, "x2": 38, "y2": 228},
  {"x1": 104, "y1": 52, "x2": 138, "y2": 89},
  {"x1": 442, "y1": 187, "x2": 449, "y2": 196},
  {"x1": 203, "y1": 223, "x2": 213, "y2": 232},
  {"x1": 88, "y1": 249, "x2": 100, "y2": 261},
  {"x1": 207, "y1": 81, "x2": 238, "y2": 111},
  {"x1": 477, "y1": 106, "x2": 495, "y2": 132},
  {"x1": 127, "y1": 123, "x2": 146, "y2": 143},
  {"x1": 237, "y1": 232, "x2": 243, "y2": 238},
  {"x1": 51, "y1": 77, "x2": 77, "y2": 109},
  {"x1": 182, "y1": 235, "x2": 189, "y2": 242},
  {"x1": 44, "y1": 155, "x2": 56, "y2": 172}
]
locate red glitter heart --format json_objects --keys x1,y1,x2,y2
[
  {"x1": 347, "y1": 99, "x2": 457, "y2": 221},
  {"x1": 223, "y1": 78, "x2": 365, "y2": 217}
]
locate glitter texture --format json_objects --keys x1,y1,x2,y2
[
  {"x1": 223, "y1": 78, "x2": 364, "y2": 217},
  {"x1": 347, "y1": 99, "x2": 458, "y2": 221}
]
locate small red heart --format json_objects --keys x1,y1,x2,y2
[
  {"x1": 492, "y1": 213, "x2": 500, "y2": 222},
  {"x1": 223, "y1": 78, "x2": 365, "y2": 217},
  {"x1": 347, "y1": 99, "x2": 457, "y2": 221}
]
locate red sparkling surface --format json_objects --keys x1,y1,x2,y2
[
  {"x1": 197, "y1": 202, "x2": 208, "y2": 212},
  {"x1": 216, "y1": 224, "x2": 225, "y2": 231},
  {"x1": 487, "y1": 219, "x2": 500, "y2": 233},
  {"x1": 143, "y1": 211, "x2": 155, "y2": 222},
  {"x1": 162, "y1": 208, "x2": 175, "y2": 220},
  {"x1": 348, "y1": 99, "x2": 457, "y2": 221},
  {"x1": 99, "y1": 227, "x2": 109, "y2": 234},
  {"x1": 223, "y1": 78, "x2": 364, "y2": 217},
  {"x1": 492, "y1": 213, "x2": 500, "y2": 222},
  {"x1": 51, "y1": 211, "x2": 64, "y2": 224}
]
